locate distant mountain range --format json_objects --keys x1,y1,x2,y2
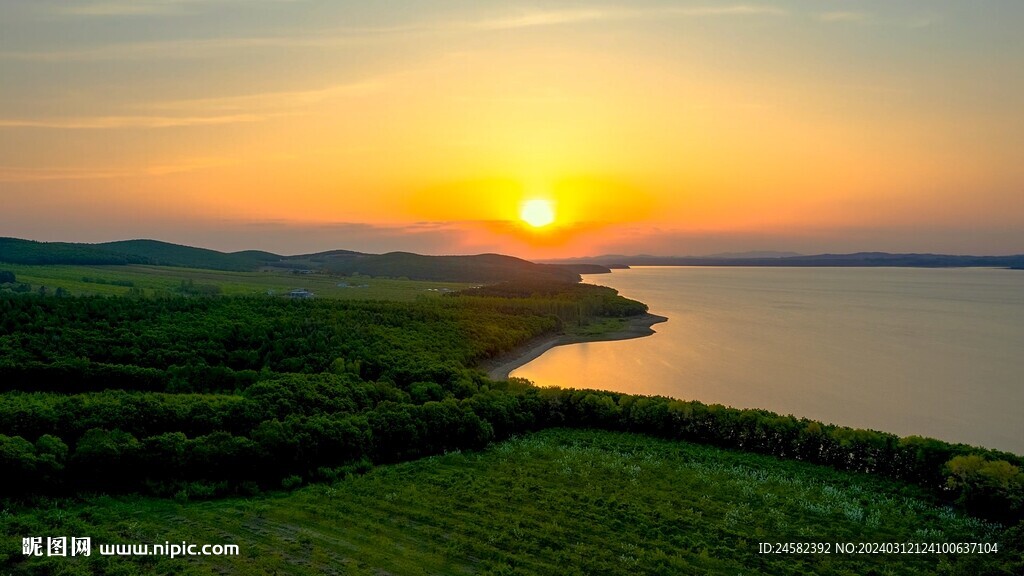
[
  {"x1": 4, "y1": 238, "x2": 1024, "y2": 284},
  {"x1": 0, "y1": 237, "x2": 582, "y2": 283},
  {"x1": 701, "y1": 251, "x2": 805, "y2": 259},
  {"x1": 546, "y1": 252, "x2": 1024, "y2": 269}
]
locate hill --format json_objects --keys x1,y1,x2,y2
[
  {"x1": 97, "y1": 240, "x2": 283, "y2": 271},
  {"x1": 0, "y1": 237, "x2": 282, "y2": 271},
  {"x1": 0, "y1": 238, "x2": 585, "y2": 282},
  {"x1": 266, "y1": 248, "x2": 366, "y2": 270},
  {"x1": 0, "y1": 237, "x2": 148, "y2": 266},
  {"x1": 323, "y1": 251, "x2": 583, "y2": 283}
]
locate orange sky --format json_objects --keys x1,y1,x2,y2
[{"x1": 1, "y1": 1, "x2": 1023, "y2": 257}]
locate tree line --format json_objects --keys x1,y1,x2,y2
[{"x1": 0, "y1": 286, "x2": 1020, "y2": 528}]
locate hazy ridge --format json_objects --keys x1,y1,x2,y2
[{"x1": 0, "y1": 237, "x2": 586, "y2": 283}]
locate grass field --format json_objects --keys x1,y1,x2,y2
[
  {"x1": 0, "y1": 264, "x2": 471, "y2": 301},
  {"x1": 3, "y1": 429, "x2": 1007, "y2": 575}
]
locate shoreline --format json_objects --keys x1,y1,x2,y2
[{"x1": 482, "y1": 312, "x2": 668, "y2": 380}]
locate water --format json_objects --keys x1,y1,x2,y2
[{"x1": 512, "y1": 267, "x2": 1024, "y2": 454}]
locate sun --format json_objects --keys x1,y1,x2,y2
[{"x1": 520, "y1": 199, "x2": 556, "y2": 228}]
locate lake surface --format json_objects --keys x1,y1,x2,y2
[{"x1": 512, "y1": 267, "x2": 1024, "y2": 454}]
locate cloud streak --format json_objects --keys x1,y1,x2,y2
[
  {"x1": 818, "y1": 11, "x2": 868, "y2": 23},
  {"x1": 0, "y1": 76, "x2": 386, "y2": 131},
  {"x1": 669, "y1": 5, "x2": 786, "y2": 17},
  {"x1": 0, "y1": 157, "x2": 236, "y2": 181},
  {"x1": 471, "y1": 9, "x2": 618, "y2": 30},
  {"x1": 0, "y1": 34, "x2": 377, "y2": 62},
  {"x1": 0, "y1": 69, "x2": 397, "y2": 133},
  {"x1": 0, "y1": 114, "x2": 266, "y2": 129},
  {"x1": 473, "y1": 5, "x2": 785, "y2": 30},
  {"x1": 0, "y1": 167, "x2": 136, "y2": 182},
  {"x1": 3, "y1": 5, "x2": 786, "y2": 62},
  {"x1": 145, "y1": 80, "x2": 384, "y2": 113},
  {"x1": 53, "y1": 0, "x2": 304, "y2": 17}
]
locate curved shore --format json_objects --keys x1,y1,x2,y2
[{"x1": 482, "y1": 313, "x2": 669, "y2": 380}]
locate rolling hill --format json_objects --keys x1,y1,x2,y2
[
  {"x1": 322, "y1": 251, "x2": 583, "y2": 283},
  {"x1": 0, "y1": 237, "x2": 282, "y2": 271},
  {"x1": 96, "y1": 240, "x2": 283, "y2": 271},
  {"x1": 0, "y1": 237, "x2": 149, "y2": 266},
  {"x1": 0, "y1": 238, "x2": 590, "y2": 283}
]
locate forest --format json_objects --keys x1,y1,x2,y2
[{"x1": 0, "y1": 277, "x2": 1022, "y2": 574}]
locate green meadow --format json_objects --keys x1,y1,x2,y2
[
  {"x1": 1, "y1": 262, "x2": 1020, "y2": 575},
  {"x1": 1, "y1": 263, "x2": 470, "y2": 301},
  {"x1": 3, "y1": 429, "x2": 1009, "y2": 576}
]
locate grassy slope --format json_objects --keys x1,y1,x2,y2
[
  {"x1": 323, "y1": 252, "x2": 582, "y2": 284},
  {"x1": 4, "y1": 429, "x2": 1005, "y2": 576},
  {"x1": 97, "y1": 240, "x2": 281, "y2": 271},
  {"x1": 0, "y1": 238, "x2": 145, "y2": 265},
  {"x1": 1, "y1": 238, "x2": 587, "y2": 281},
  {"x1": 0, "y1": 264, "x2": 469, "y2": 301},
  {"x1": 0, "y1": 238, "x2": 279, "y2": 270}
]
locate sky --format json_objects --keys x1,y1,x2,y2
[{"x1": 1, "y1": 0, "x2": 1022, "y2": 257}]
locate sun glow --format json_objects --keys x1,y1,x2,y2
[{"x1": 520, "y1": 199, "x2": 556, "y2": 228}]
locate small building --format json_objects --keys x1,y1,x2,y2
[{"x1": 288, "y1": 288, "x2": 314, "y2": 299}]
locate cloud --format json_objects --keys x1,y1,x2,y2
[
  {"x1": 0, "y1": 167, "x2": 135, "y2": 182},
  {"x1": 0, "y1": 114, "x2": 266, "y2": 129},
  {"x1": 818, "y1": 11, "x2": 868, "y2": 23},
  {"x1": 0, "y1": 77, "x2": 385, "y2": 131},
  {"x1": 668, "y1": 5, "x2": 786, "y2": 17},
  {"x1": 57, "y1": 3, "x2": 184, "y2": 16},
  {"x1": 474, "y1": 5, "x2": 785, "y2": 30},
  {"x1": 906, "y1": 16, "x2": 938, "y2": 29},
  {"x1": 196, "y1": 220, "x2": 489, "y2": 255},
  {"x1": 471, "y1": 9, "x2": 616, "y2": 30},
  {"x1": 0, "y1": 77, "x2": 386, "y2": 131},
  {"x1": 3, "y1": 4, "x2": 786, "y2": 62},
  {"x1": 145, "y1": 80, "x2": 384, "y2": 113},
  {"x1": 0, "y1": 157, "x2": 235, "y2": 181},
  {"x1": 53, "y1": 0, "x2": 303, "y2": 17},
  {"x1": 55, "y1": 2, "x2": 784, "y2": 23},
  {"x1": 0, "y1": 35, "x2": 373, "y2": 62}
]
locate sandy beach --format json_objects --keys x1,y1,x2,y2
[{"x1": 482, "y1": 313, "x2": 669, "y2": 380}]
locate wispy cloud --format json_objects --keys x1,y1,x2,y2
[
  {"x1": 145, "y1": 156, "x2": 239, "y2": 175},
  {"x1": 475, "y1": 5, "x2": 785, "y2": 29},
  {"x1": 145, "y1": 80, "x2": 384, "y2": 113},
  {"x1": 0, "y1": 157, "x2": 236, "y2": 182},
  {"x1": 472, "y1": 9, "x2": 616, "y2": 30},
  {"x1": 0, "y1": 75, "x2": 386, "y2": 131},
  {"x1": 906, "y1": 16, "x2": 939, "y2": 29},
  {"x1": 0, "y1": 34, "x2": 373, "y2": 62},
  {"x1": 0, "y1": 114, "x2": 265, "y2": 129},
  {"x1": 54, "y1": 0, "x2": 303, "y2": 17},
  {"x1": 0, "y1": 167, "x2": 135, "y2": 182},
  {"x1": 818, "y1": 11, "x2": 868, "y2": 23},
  {"x1": 3, "y1": 4, "x2": 786, "y2": 62},
  {"x1": 816, "y1": 11, "x2": 940, "y2": 29},
  {"x1": 842, "y1": 83, "x2": 912, "y2": 96},
  {"x1": 58, "y1": 3, "x2": 184, "y2": 16},
  {"x1": 669, "y1": 5, "x2": 786, "y2": 17}
]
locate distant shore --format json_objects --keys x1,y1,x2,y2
[{"x1": 482, "y1": 313, "x2": 669, "y2": 380}]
